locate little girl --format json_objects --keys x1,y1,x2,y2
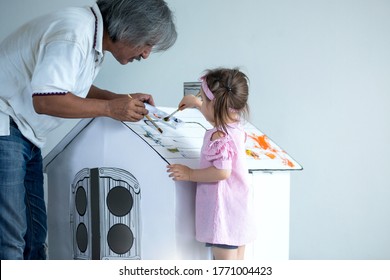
[{"x1": 167, "y1": 68, "x2": 256, "y2": 260}]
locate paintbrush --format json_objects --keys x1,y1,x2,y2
[
  {"x1": 163, "y1": 105, "x2": 184, "y2": 121},
  {"x1": 144, "y1": 114, "x2": 163, "y2": 134},
  {"x1": 128, "y1": 94, "x2": 163, "y2": 133},
  {"x1": 163, "y1": 92, "x2": 201, "y2": 121}
]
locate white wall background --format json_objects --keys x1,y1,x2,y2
[{"x1": 1, "y1": 0, "x2": 390, "y2": 260}]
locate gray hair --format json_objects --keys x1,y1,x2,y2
[{"x1": 96, "y1": 0, "x2": 177, "y2": 52}]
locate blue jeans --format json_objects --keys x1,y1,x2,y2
[{"x1": 0, "y1": 118, "x2": 47, "y2": 259}]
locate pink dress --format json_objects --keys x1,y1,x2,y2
[{"x1": 195, "y1": 122, "x2": 256, "y2": 246}]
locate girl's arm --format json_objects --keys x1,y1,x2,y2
[
  {"x1": 167, "y1": 130, "x2": 232, "y2": 182},
  {"x1": 167, "y1": 164, "x2": 231, "y2": 182}
]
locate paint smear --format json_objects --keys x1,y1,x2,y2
[
  {"x1": 249, "y1": 134, "x2": 271, "y2": 150},
  {"x1": 246, "y1": 149, "x2": 260, "y2": 159},
  {"x1": 247, "y1": 133, "x2": 295, "y2": 168}
]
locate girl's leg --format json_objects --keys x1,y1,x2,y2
[
  {"x1": 237, "y1": 245, "x2": 246, "y2": 260},
  {"x1": 212, "y1": 245, "x2": 246, "y2": 260},
  {"x1": 212, "y1": 246, "x2": 238, "y2": 260}
]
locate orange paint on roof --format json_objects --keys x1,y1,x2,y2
[
  {"x1": 265, "y1": 152, "x2": 276, "y2": 159},
  {"x1": 249, "y1": 134, "x2": 271, "y2": 150}
]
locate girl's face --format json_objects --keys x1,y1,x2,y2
[{"x1": 200, "y1": 89, "x2": 215, "y2": 123}]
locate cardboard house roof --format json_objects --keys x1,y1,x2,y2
[{"x1": 43, "y1": 106, "x2": 302, "y2": 172}]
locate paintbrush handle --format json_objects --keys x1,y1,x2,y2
[
  {"x1": 145, "y1": 114, "x2": 163, "y2": 133},
  {"x1": 167, "y1": 108, "x2": 181, "y2": 118}
]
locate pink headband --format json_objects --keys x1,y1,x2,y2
[
  {"x1": 200, "y1": 75, "x2": 239, "y2": 114},
  {"x1": 200, "y1": 76, "x2": 214, "y2": 100}
]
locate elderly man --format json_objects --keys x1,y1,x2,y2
[{"x1": 0, "y1": 0, "x2": 177, "y2": 259}]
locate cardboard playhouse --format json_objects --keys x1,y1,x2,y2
[{"x1": 43, "y1": 105, "x2": 302, "y2": 260}]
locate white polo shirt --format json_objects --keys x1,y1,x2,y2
[{"x1": 0, "y1": 3, "x2": 104, "y2": 148}]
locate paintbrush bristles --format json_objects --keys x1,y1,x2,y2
[{"x1": 163, "y1": 108, "x2": 180, "y2": 121}]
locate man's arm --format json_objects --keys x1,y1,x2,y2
[{"x1": 32, "y1": 91, "x2": 147, "y2": 122}]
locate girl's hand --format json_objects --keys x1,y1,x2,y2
[
  {"x1": 178, "y1": 94, "x2": 202, "y2": 110},
  {"x1": 167, "y1": 164, "x2": 193, "y2": 181}
]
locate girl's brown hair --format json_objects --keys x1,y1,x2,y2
[{"x1": 203, "y1": 68, "x2": 249, "y2": 133}]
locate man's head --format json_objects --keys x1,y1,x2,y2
[{"x1": 97, "y1": 0, "x2": 177, "y2": 53}]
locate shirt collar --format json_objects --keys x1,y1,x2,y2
[{"x1": 90, "y1": 3, "x2": 104, "y2": 57}]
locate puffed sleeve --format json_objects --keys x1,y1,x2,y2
[{"x1": 204, "y1": 135, "x2": 236, "y2": 170}]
